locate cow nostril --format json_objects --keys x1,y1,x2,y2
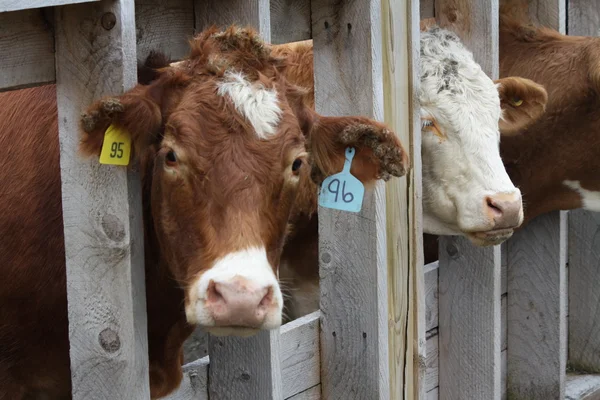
[
  {"x1": 486, "y1": 197, "x2": 503, "y2": 216},
  {"x1": 207, "y1": 280, "x2": 225, "y2": 304},
  {"x1": 259, "y1": 287, "x2": 274, "y2": 308}
]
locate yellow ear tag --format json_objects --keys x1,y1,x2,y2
[{"x1": 99, "y1": 124, "x2": 131, "y2": 166}]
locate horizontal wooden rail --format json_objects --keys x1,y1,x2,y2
[{"x1": 0, "y1": 0, "x2": 100, "y2": 13}]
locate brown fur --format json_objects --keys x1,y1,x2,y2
[{"x1": 0, "y1": 26, "x2": 407, "y2": 399}]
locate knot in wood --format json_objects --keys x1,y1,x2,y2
[
  {"x1": 240, "y1": 372, "x2": 251, "y2": 381},
  {"x1": 446, "y1": 243, "x2": 459, "y2": 259},
  {"x1": 102, "y1": 214, "x2": 125, "y2": 242},
  {"x1": 98, "y1": 328, "x2": 121, "y2": 353},
  {"x1": 101, "y1": 12, "x2": 116, "y2": 30},
  {"x1": 321, "y1": 252, "x2": 332, "y2": 264}
]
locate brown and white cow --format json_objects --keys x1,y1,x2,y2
[
  {"x1": 0, "y1": 27, "x2": 408, "y2": 399},
  {"x1": 424, "y1": 2, "x2": 600, "y2": 263},
  {"x1": 262, "y1": 26, "x2": 548, "y2": 318}
]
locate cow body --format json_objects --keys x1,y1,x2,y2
[{"x1": 0, "y1": 27, "x2": 408, "y2": 399}]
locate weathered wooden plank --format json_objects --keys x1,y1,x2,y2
[
  {"x1": 287, "y1": 385, "x2": 321, "y2": 400},
  {"x1": 208, "y1": 330, "x2": 282, "y2": 400},
  {"x1": 425, "y1": 332, "x2": 439, "y2": 393},
  {"x1": 55, "y1": 0, "x2": 149, "y2": 398},
  {"x1": 506, "y1": 211, "x2": 568, "y2": 399},
  {"x1": 438, "y1": 241, "x2": 502, "y2": 400},
  {"x1": 568, "y1": 210, "x2": 600, "y2": 372},
  {"x1": 183, "y1": 328, "x2": 208, "y2": 364},
  {"x1": 382, "y1": 0, "x2": 424, "y2": 398},
  {"x1": 527, "y1": 0, "x2": 566, "y2": 33},
  {"x1": 163, "y1": 358, "x2": 210, "y2": 400},
  {"x1": 0, "y1": 8, "x2": 55, "y2": 91},
  {"x1": 134, "y1": 0, "x2": 194, "y2": 62},
  {"x1": 0, "y1": 0, "x2": 99, "y2": 13},
  {"x1": 425, "y1": 262, "x2": 439, "y2": 331},
  {"x1": 421, "y1": 0, "x2": 435, "y2": 18},
  {"x1": 270, "y1": 0, "x2": 311, "y2": 44},
  {"x1": 194, "y1": 0, "x2": 271, "y2": 39},
  {"x1": 311, "y1": 0, "x2": 390, "y2": 399},
  {"x1": 435, "y1": 1, "x2": 501, "y2": 398},
  {"x1": 568, "y1": 0, "x2": 600, "y2": 36},
  {"x1": 566, "y1": 374, "x2": 600, "y2": 400}
]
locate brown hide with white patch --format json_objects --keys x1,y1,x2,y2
[{"x1": 0, "y1": 26, "x2": 408, "y2": 399}]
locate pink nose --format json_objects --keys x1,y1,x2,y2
[
  {"x1": 205, "y1": 277, "x2": 275, "y2": 328},
  {"x1": 485, "y1": 193, "x2": 523, "y2": 229}
]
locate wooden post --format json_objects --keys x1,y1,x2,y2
[
  {"x1": 381, "y1": 0, "x2": 425, "y2": 398},
  {"x1": 55, "y1": 0, "x2": 150, "y2": 398},
  {"x1": 311, "y1": 0, "x2": 390, "y2": 398},
  {"x1": 435, "y1": 0, "x2": 503, "y2": 399},
  {"x1": 194, "y1": 2, "x2": 282, "y2": 399},
  {"x1": 566, "y1": 0, "x2": 600, "y2": 375},
  {"x1": 505, "y1": 2, "x2": 568, "y2": 398}
]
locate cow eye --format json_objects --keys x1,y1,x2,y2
[
  {"x1": 291, "y1": 158, "x2": 303, "y2": 174},
  {"x1": 165, "y1": 150, "x2": 177, "y2": 166}
]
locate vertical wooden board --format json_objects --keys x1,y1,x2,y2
[
  {"x1": 183, "y1": 327, "x2": 209, "y2": 363},
  {"x1": 135, "y1": 0, "x2": 195, "y2": 62},
  {"x1": 438, "y1": 240, "x2": 502, "y2": 400},
  {"x1": 194, "y1": 0, "x2": 271, "y2": 39},
  {"x1": 382, "y1": 0, "x2": 424, "y2": 398},
  {"x1": 0, "y1": 0, "x2": 100, "y2": 13},
  {"x1": 506, "y1": 211, "x2": 568, "y2": 399},
  {"x1": 421, "y1": 0, "x2": 435, "y2": 19},
  {"x1": 208, "y1": 330, "x2": 282, "y2": 400},
  {"x1": 54, "y1": 0, "x2": 149, "y2": 398},
  {"x1": 270, "y1": 0, "x2": 312, "y2": 44},
  {"x1": 568, "y1": 210, "x2": 600, "y2": 373},
  {"x1": 527, "y1": 0, "x2": 566, "y2": 33},
  {"x1": 311, "y1": 0, "x2": 389, "y2": 398},
  {"x1": 0, "y1": 8, "x2": 55, "y2": 91},
  {"x1": 435, "y1": 1, "x2": 502, "y2": 399},
  {"x1": 568, "y1": 0, "x2": 600, "y2": 36}
]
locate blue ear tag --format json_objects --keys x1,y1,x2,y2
[{"x1": 318, "y1": 147, "x2": 365, "y2": 213}]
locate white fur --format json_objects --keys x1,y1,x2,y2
[
  {"x1": 564, "y1": 180, "x2": 600, "y2": 211},
  {"x1": 186, "y1": 247, "x2": 283, "y2": 331},
  {"x1": 217, "y1": 71, "x2": 282, "y2": 139},
  {"x1": 419, "y1": 27, "x2": 521, "y2": 235}
]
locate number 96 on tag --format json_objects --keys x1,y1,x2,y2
[{"x1": 318, "y1": 174, "x2": 365, "y2": 213}]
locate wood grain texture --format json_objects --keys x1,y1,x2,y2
[
  {"x1": 54, "y1": 0, "x2": 150, "y2": 398},
  {"x1": 568, "y1": 211, "x2": 600, "y2": 372},
  {"x1": 435, "y1": 0, "x2": 499, "y2": 77},
  {"x1": 382, "y1": 0, "x2": 424, "y2": 398},
  {"x1": 435, "y1": 2, "x2": 501, "y2": 398},
  {"x1": 425, "y1": 262, "x2": 439, "y2": 331},
  {"x1": 566, "y1": 374, "x2": 600, "y2": 400},
  {"x1": 438, "y1": 239, "x2": 502, "y2": 400},
  {"x1": 568, "y1": 0, "x2": 600, "y2": 36},
  {"x1": 208, "y1": 330, "x2": 282, "y2": 400},
  {"x1": 163, "y1": 358, "x2": 209, "y2": 400},
  {"x1": 0, "y1": 8, "x2": 55, "y2": 91},
  {"x1": 270, "y1": 0, "x2": 312, "y2": 44},
  {"x1": 194, "y1": 0, "x2": 271, "y2": 40},
  {"x1": 527, "y1": 0, "x2": 566, "y2": 33},
  {"x1": 506, "y1": 211, "x2": 568, "y2": 399},
  {"x1": 287, "y1": 385, "x2": 321, "y2": 400},
  {"x1": 311, "y1": 1, "x2": 389, "y2": 398},
  {"x1": 183, "y1": 328, "x2": 209, "y2": 363},
  {"x1": 134, "y1": 0, "x2": 194, "y2": 61},
  {"x1": 0, "y1": 0, "x2": 99, "y2": 13}
]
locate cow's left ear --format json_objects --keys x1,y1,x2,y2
[
  {"x1": 496, "y1": 76, "x2": 548, "y2": 136},
  {"x1": 306, "y1": 115, "x2": 409, "y2": 185}
]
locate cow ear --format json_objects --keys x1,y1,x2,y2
[
  {"x1": 307, "y1": 115, "x2": 409, "y2": 185},
  {"x1": 79, "y1": 69, "x2": 189, "y2": 159},
  {"x1": 496, "y1": 76, "x2": 548, "y2": 136}
]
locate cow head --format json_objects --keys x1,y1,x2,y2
[
  {"x1": 420, "y1": 27, "x2": 547, "y2": 246},
  {"x1": 79, "y1": 26, "x2": 408, "y2": 336}
]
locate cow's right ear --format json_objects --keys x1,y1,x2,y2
[{"x1": 79, "y1": 69, "x2": 189, "y2": 159}]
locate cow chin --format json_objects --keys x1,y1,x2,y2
[{"x1": 465, "y1": 228, "x2": 515, "y2": 247}]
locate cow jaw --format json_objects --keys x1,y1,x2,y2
[{"x1": 185, "y1": 247, "x2": 283, "y2": 336}]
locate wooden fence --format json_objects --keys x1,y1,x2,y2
[{"x1": 2, "y1": 0, "x2": 599, "y2": 399}]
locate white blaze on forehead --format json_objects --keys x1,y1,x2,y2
[
  {"x1": 217, "y1": 71, "x2": 282, "y2": 139},
  {"x1": 186, "y1": 247, "x2": 283, "y2": 327},
  {"x1": 564, "y1": 180, "x2": 600, "y2": 211}
]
